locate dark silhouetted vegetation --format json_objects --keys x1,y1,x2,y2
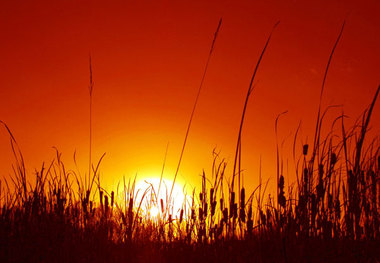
[{"x1": 1, "y1": 21, "x2": 379, "y2": 262}]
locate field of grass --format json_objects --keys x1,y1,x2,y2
[
  {"x1": 1, "y1": 22, "x2": 380, "y2": 262},
  {"x1": 1, "y1": 93, "x2": 379, "y2": 262}
]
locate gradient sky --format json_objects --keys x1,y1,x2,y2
[{"x1": 1, "y1": 0, "x2": 379, "y2": 195}]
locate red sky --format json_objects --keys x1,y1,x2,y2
[{"x1": 0, "y1": 0, "x2": 379, "y2": 195}]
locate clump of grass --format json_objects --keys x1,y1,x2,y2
[{"x1": 1, "y1": 86, "x2": 379, "y2": 261}]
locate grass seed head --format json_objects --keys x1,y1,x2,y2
[
  {"x1": 210, "y1": 188, "x2": 214, "y2": 204},
  {"x1": 240, "y1": 207, "x2": 246, "y2": 222},
  {"x1": 222, "y1": 208, "x2": 228, "y2": 223},
  {"x1": 105, "y1": 195, "x2": 109, "y2": 215},
  {"x1": 303, "y1": 144, "x2": 309, "y2": 155},
  {"x1": 160, "y1": 199, "x2": 164, "y2": 214},
  {"x1": 229, "y1": 192, "x2": 235, "y2": 218},
  {"x1": 204, "y1": 203, "x2": 208, "y2": 217},
  {"x1": 211, "y1": 201, "x2": 216, "y2": 217},
  {"x1": 99, "y1": 190, "x2": 104, "y2": 209},
  {"x1": 179, "y1": 209, "x2": 184, "y2": 223},
  {"x1": 248, "y1": 204, "x2": 252, "y2": 220},
  {"x1": 240, "y1": 188, "x2": 245, "y2": 209}
]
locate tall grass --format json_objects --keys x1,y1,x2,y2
[
  {"x1": 1, "y1": 91, "x2": 379, "y2": 261},
  {"x1": 0, "y1": 22, "x2": 379, "y2": 262},
  {"x1": 169, "y1": 18, "x2": 222, "y2": 203}
]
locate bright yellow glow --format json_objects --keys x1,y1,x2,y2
[
  {"x1": 134, "y1": 177, "x2": 188, "y2": 220},
  {"x1": 149, "y1": 206, "x2": 160, "y2": 218}
]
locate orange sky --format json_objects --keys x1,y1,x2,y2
[{"x1": 0, "y1": 0, "x2": 379, "y2": 195}]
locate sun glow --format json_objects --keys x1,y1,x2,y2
[
  {"x1": 149, "y1": 206, "x2": 160, "y2": 218},
  {"x1": 134, "y1": 177, "x2": 188, "y2": 220}
]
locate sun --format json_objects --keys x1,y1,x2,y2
[
  {"x1": 134, "y1": 177, "x2": 188, "y2": 220},
  {"x1": 149, "y1": 206, "x2": 160, "y2": 218}
]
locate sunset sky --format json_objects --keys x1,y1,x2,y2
[{"x1": 0, "y1": 0, "x2": 379, "y2": 195}]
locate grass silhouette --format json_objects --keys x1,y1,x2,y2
[{"x1": 0, "y1": 21, "x2": 380, "y2": 263}]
